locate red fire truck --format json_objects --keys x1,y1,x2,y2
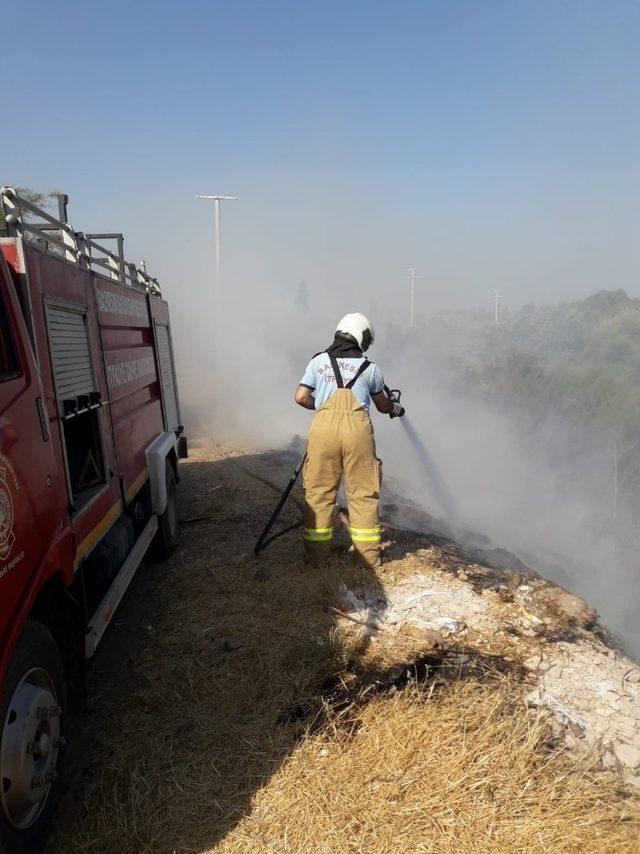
[{"x1": 0, "y1": 187, "x2": 186, "y2": 852}]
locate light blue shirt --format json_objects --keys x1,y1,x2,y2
[{"x1": 300, "y1": 354, "x2": 385, "y2": 412}]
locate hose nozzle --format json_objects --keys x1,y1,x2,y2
[{"x1": 384, "y1": 386, "x2": 405, "y2": 418}]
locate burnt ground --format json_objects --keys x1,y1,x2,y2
[{"x1": 46, "y1": 437, "x2": 640, "y2": 853}]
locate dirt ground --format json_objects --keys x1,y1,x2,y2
[{"x1": 47, "y1": 438, "x2": 640, "y2": 853}]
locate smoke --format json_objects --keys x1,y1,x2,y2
[
  {"x1": 398, "y1": 419, "x2": 457, "y2": 523},
  {"x1": 377, "y1": 324, "x2": 639, "y2": 658},
  {"x1": 171, "y1": 281, "x2": 638, "y2": 661}
]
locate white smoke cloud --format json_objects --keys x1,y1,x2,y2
[{"x1": 171, "y1": 270, "x2": 638, "y2": 660}]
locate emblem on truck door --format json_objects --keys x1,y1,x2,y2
[{"x1": 0, "y1": 455, "x2": 16, "y2": 560}]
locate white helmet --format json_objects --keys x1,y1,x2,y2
[{"x1": 336, "y1": 312, "x2": 375, "y2": 351}]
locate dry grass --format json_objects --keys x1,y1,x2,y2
[
  {"x1": 57, "y1": 674, "x2": 640, "y2": 854},
  {"x1": 51, "y1": 445, "x2": 640, "y2": 854},
  {"x1": 213, "y1": 680, "x2": 640, "y2": 854},
  {"x1": 228, "y1": 682, "x2": 640, "y2": 854}
]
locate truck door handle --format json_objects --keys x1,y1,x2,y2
[{"x1": 36, "y1": 397, "x2": 50, "y2": 441}]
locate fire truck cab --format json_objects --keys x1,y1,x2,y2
[{"x1": 0, "y1": 188, "x2": 186, "y2": 852}]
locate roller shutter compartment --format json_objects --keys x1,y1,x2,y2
[
  {"x1": 155, "y1": 323, "x2": 179, "y2": 431},
  {"x1": 45, "y1": 302, "x2": 106, "y2": 507},
  {"x1": 47, "y1": 305, "x2": 96, "y2": 403}
]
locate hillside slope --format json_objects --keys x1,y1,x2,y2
[{"x1": 50, "y1": 438, "x2": 640, "y2": 853}]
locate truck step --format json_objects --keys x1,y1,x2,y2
[{"x1": 85, "y1": 515, "x2": 158, "y2": 658}]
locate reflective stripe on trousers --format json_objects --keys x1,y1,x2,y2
[
  {"x1": 350, "y1": 527, "x2": 381, "y2": 543},
  {"x1": 304, "y1": 526, "x2": 334, "y2": 542}
]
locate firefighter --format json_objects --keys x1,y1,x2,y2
[{"x1": 294, "y1": 313, "x2": 405, "y2": 568}]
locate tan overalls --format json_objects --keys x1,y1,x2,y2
[{"x1": 303, "y1": 355, "x2": 382, "y2": 569}]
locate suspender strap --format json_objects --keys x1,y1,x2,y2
[
  {"x1": 346, "y1": 359, "x2": 370, "y2": 389},
  {"x1": 328, "y1": 354, "x2": 344, "y2": 388},
  {"x1": 328, "y1": 355, "x2": 370, "y2": 390}
]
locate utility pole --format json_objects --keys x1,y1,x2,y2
[
  {"x1": 408, "y1": 266, "x2": 418, "y2": 326},
  {"x1": 196, "y1": 194, "x2": 238, "y2": 320},
  {"x1": 492, "y1": 289, "x2": 500, "y2": 324}
]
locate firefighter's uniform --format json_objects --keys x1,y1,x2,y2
[{"x1": 303, "y1": 355, "x2": 382, "y2": 568}]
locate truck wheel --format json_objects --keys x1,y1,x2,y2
[
  {"x1": 0, "y1": 621, "x2": 66, "y2": 854},
  {"x1": 151, "y1": 459, "x2": 179, "y2": 559}
]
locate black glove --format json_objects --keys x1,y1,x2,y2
[{"x1": 389, "y1": 402, "x2": 405, "y2": 419}]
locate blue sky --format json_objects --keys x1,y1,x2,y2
[{"x1": 2, "y1": 0, "x2": 639, "y2": 322}]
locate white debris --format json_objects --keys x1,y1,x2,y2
[
  {"x1": 361, "y1": 560, "x2": 640, "y2": 786},
  {"x1": 338, "y1": 583, "x2": 367, "y2": 614},
  {"x1": 614, "y1": 743, "x2": 640, "y2": 769},
  {"x1": 435, "y1": 618, "x2": 462, "y2": 634},
  {"x1": 405, "y1": 590, "x2": 450, "y2": 606}
]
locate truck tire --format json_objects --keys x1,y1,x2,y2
[
  {"x1": 150, "y1": 459, "x2": 179, "y2": 559},
  {"x1": 0, "y1": 621, "x2": 66, "y2": 854}
]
